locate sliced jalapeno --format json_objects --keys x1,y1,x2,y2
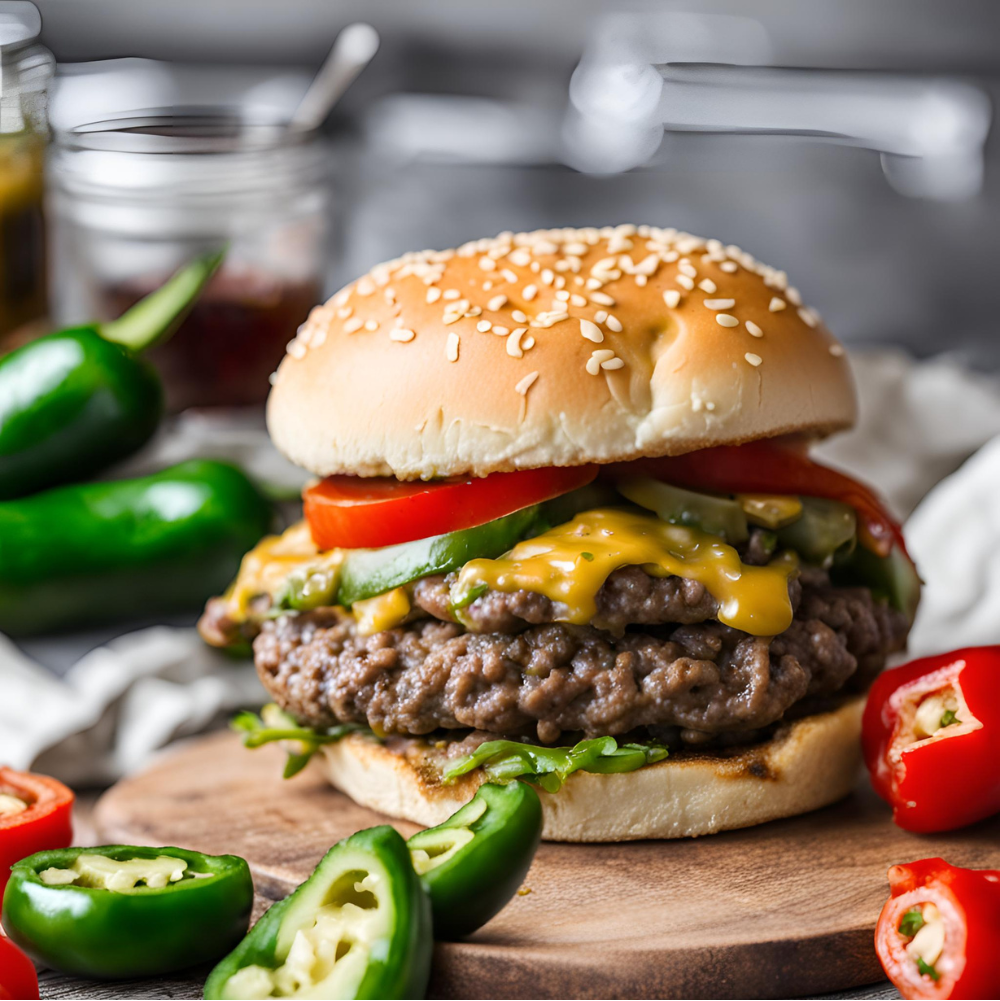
[
  {"x1": 203, "y1": 826, "x2": 432, "y2": 1000},
  {"x1": 408, "y1": 782, "x2": 542, "y2": 940},
  {"x1": 616, "y1": 477, "x2": 750, "y2": 544},
  {"x1": 2, "y1": 845, "x2": 252, "y2": 979}
]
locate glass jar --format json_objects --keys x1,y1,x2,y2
[
  {"x1": 0, "y1": 2, "x2": 53, "y2": 339},
  {"x1": 49, "y1": 110, "x2": 330, "y2": 410}
]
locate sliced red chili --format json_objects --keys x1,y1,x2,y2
[
  {"x1": 0, "y1": 768, "x2": 74, "y2": 898},
  {"x1": 0, "y1": 933, "x2": 39, "y2": 1001},
  {"x1": 875, "y1": 858, "x2": 1000, "y2": 1000},
  {"x1": 862, "y1": 646, "x2": 1000, "y2": 833}
]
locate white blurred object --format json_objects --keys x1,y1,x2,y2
[
  {"x1": 566, "y1": 11, "x2": 991, "y2": 199},
  {"x1": 0, "y1": 628, "x2": 263, "y2": 785},
  {"x1": 904, "y1": 436, "x2": 1000, "y2": 656}
]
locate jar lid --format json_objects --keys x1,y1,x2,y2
[{"x1": 51, "y1": 108, "x2": 328, "y2": 202}]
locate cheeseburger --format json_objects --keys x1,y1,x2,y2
[{"x1": 201, "y1": 225, "x2": 919, "y2": 841}]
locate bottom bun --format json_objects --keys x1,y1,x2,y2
[{"x1": 319, "y1": 697, "x2": 865, "y2": 842}]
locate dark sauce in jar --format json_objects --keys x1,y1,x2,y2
[{"x1": 103, "y1": 265, "x2": 321, "y2": 411}]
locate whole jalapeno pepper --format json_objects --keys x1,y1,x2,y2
[
  {"x1": 407, "y1": 781, "x2": 542, "y2": 940},
  {"x1": 0, "y1": 459, "x2": 272, "y2": 635},
  {"x1": 875, "y1": 857, "x2": 1000, "y2": 999},
  {"x1": 862, "y1": 646, "x2": 1000, "y2": 833},
  {"x1": 2, "y1": 844, "x2": 253, "y2": 979},
  {"x1": 0, "y1": 767, "x2": 74, "y2": 898},
  {"x1": 204, "y1": 825, "x2": 432, "y2": 1000},
  {"x1": 0, "y1": 250, "x2": 222, "y2": 500}
]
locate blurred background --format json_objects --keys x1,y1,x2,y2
[{"x1": 3, "y1": 0, "x2": 1000, "y2": 804}]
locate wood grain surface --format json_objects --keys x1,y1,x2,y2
[{"x1": 94, "y1": 731, "x2": 1000, "y2": 1000}]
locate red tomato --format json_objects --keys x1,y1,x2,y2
[
  {"x1": 304, "y1": 465, "x2": 598, "y2": 550},
  {"x1": 0, "y1": 768, "x2": 74, "y2": 899},
  {"x1": 0, "y1": 933, "x2": 39, "y2": 1001},
  {"x1": 605, "y1": 438, "x2": 907, "y2": 558}
]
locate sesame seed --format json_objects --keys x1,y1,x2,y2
[
  {"x1": 364, "y1": 319, "x2": 379, "y2": 331},
  {"x1": 287, "y1": 340, "x2": 306, "y2": 359},
  {"x1": 492, "y1": 325, "x2": 509, "y2": 336},
  {"x1": 635, "y1": 275, "x2": 648, "y2": 287},
  {"x1": 719, "y1": 261, "x2": 738, "y2": 273},
  {"x1": 478, "y1": 257, "x2": 497, "y2": 271},
  {"x1": 515, "y1": 371, "x2": 539, "y2": 395},
  {"x1": 769, "y1": 297, "x2": 786, "y2": 312},
  {"x1": 337, "y1": 306, "x2": 353, "y2": 319},
  {"x1": 522, "y1": 335, "x2": 535, "y2": 349},
  {"x1": 482, "y1": 280, "x2": 493, "y2": 291},
  {"x1": 554, "y1": 275, "x2": 566, "y2": 290},
  {"x1": 797, "y1": 307, "x2": 818, "y2": 328},
  {"x1": 555, "y1": 289, "x2": 570, "y2": 301},
  {"x1": 426, "y1": 287, "x2": 442, "y2": 304},
  {"x1": 592, "y1": 348, "x2": 615, "y2": 362},
  {"x1": 679, "y1": 261, "x2": 697, "y2": 278},
  {"x1": 601, "y1": 357, "x2": 625, "y2": 371},
  {"x1": 511, "y1": 309, "x2": 527, "y2": 323},
  {"x1": 390, "y1": 328, "x2": 415, "y2": 342},
  {"x1": 502, "y1": 269, "x2": 518, "y2": 284},
  {"x1": 570, "y1": 294, "x2": 587, "y2": 307},
  {"x1": 464, "y1": 306, "x2": 482, "y2": 317},
  {"x1": 477, "y1": 320, "x2": 492, "y2": 333},
  {"x1": 580, "y1": 319, "x2": 604, "y2": 343},
  {"x1": 786, "y1": 286, "x2": 802, "y2": 306},
  {"x1": 487, "y1": 294, "x2": 508, "y2": 311},
  {"x1": 745, "y1": 352, "x2": 762, "y2": 367},
  {"x1": 523, "y1": 284, "x2": 538, "y2": 301},
  {"x1": 586, "y1": 278, "x2": 603, "y2": 290},
  {"x1": 746, "y1": 320, "x2": 763, "y2": 338},
  {"x1": 594, "y1": 310, "x2": 608, "y2": 323},
  {"x1": 698, "y1": 278, "x2": 718, "y2": 294},
  {"x1": 663, "y1": 289, "x2": 681, "y2": 308},
  {"x1": 589, "y1": 291, "x2": 615, "y2": 306},
  {"x1": 356, "y1": 277, "x2": 376, "y2": 296},
  {"x1": 703, "y1": 298, "x2": 736, "y2": 310},
  {"x1": 676, "y1": 275, "x2": 695, "y2": 291},
  {"x1": 530, "y1": 261, "x2": 541, "y2": 273},
  {"x1": 446, "y1": 333, "x2": 460, "y2": 362},
  {"x1": 508, "y1": 249, "x2": 531, "y2": 267},
  {"x1": 829, "y1": 343, "x2": 845, "y2": 357},
  {"x1": 606, "y1": 314, "x2": 623, "y2": 332},
  {"x1": 344, "y1": 317, "x2": 364, "y2": 333},
  {"x1": 716, "y1": 314, "x2": 739, "y2": 328},
  {"x1": 706, "y1": 401, "x2": 716, "y2": 411},
  {"x1": 540, "y1": 269, "x2": 555, "y2": 285},
  {"x1": 443, "y1": 289, "x2": 460, "y2": 300},
  {"x1": 507, "y1": 329, "x2": 527, "y2": 357}
]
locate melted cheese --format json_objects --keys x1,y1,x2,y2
[
  {"x1": 452, "y1": 508, "x2": 794, "y2": 636},
  {"x1": 353, "y1": 588, "x2": 411, "y2": 636}
]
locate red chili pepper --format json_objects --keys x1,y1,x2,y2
[
  {"x1": 0, "y1": 768, "x2": 73, "y2": 898},
  {"x1": 875, "y1": 858, "x2": 1000, "y2": 1000},
  {"x1": 0, "y1": 932, "x2": 39, "y2": 1000},
  {"x1": 862, "y1": 646, "x2": 1000, "y2": 833}
]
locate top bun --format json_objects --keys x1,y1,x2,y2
[{"x1": 268, "y1": 225, "x2": 855, "y2": 479}]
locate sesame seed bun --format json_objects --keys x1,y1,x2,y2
[
  {"x1": 318, "y1": 697, "x2": 864, "y2": 842},
  {"x1": 268, "y1": 225, "x2": 855, "y2": 480}
]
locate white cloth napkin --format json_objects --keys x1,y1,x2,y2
[{"x1": 1, "y1": 351, "x2": 998, "y2": 785}]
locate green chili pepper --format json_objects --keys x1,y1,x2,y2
[
  {"x1": 616, "y1": 476, "x2": 750, "y2": 544},
  {"x1": 203, "y1": 826, "x2": 432, "y2": 1000},
  {"x1": 408, "y1": 782, "x2": 542, "y2": 940},
  {"x1": 832, "y1": 539, "x2": 922, "y2": 623},
  {"x1": 231, "y1": 703, "x2": 367, "y2": 778},
  {"x1": 0, "y1": 459, "x2": 272, "y2": 635},
  {"x1": 0, "y1": 250, "x2": 223, "y2": 500},
  {"x1": 1, "y1": 845, "x2": 252, "y2": 979},
  {"x1": 774, "y1": 496, "x2": 857, "y2": 567},
  {"x1": 898, "y1": 907, "x2": 926, "y2": 938},
  {"x1": 443, "y1": 735, "x2": 668, "y2": 793}
]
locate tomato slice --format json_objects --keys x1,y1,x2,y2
[
  {"x1": 304, "y1": 465, "x2": 599, "y2": 550},
  {"x1": 0, "y1": 935, "x2": 39, "y2": 1001},
  {"x1": 604, "y1": 439, "x2": 907, "y2": 559}
]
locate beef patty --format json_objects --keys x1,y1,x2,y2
[{"x1": 254, "y1": 570, "x2": 909, "y2": 744}]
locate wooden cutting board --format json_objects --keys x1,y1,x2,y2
[{"x1": 95, "y1": 730, "x2": 1000, "y2": 1000}]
